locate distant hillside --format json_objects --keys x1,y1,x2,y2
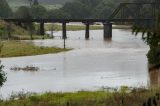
[
  {"x1": 6, "y1": 0, "x2": 72, "y2": 11},
  {"x1": 7, "y1": 0, "x2": 72, "y2": 5}
]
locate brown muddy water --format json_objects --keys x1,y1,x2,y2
[{"x1": 0, "y1": 29, "x2": 151, "y2": 98}]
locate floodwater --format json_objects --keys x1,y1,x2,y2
[{"x1": 0, "y1": 29, "x2": 151, "y2": 98}]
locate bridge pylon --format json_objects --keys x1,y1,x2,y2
[{"x1": 103, "y1": 22, "x2": 112, "y2": 40}]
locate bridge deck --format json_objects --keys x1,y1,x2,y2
[{"x1": 3, "y1": 18, "x2": 153, "y2": 23}]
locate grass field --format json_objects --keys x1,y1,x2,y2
[{"x1": 0, "y1": 41, "x2": 69, "y2": 58}]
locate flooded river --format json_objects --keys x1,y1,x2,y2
[{"x1": 0, "y1": 29, "x2": 150, "y2": 98}]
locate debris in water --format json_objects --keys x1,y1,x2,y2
[{"x1": 10, "y1": 66, "x2": 39, "y2": 72}]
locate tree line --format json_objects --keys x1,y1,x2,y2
[{"x1": 0, "y1": 0, "x2": 157, "y2": 19}]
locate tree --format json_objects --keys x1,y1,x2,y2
[
  {"x1": 132, "y1": 13, "x2": 160, "y2": 65},
  {"x1": 0, "y1": 0, "x2": 12, "y2": 18},
  {"x1": 14, "y1": 6, "x2": 32, "y2": 19},
  {"x1": 5, "y1": 23, "x2": 13, "y2": 40},
  {"x1": 14, "y1": 6, "x2": 35, "y2": 40},
  {"x1": 28, "y1": 0, "x2": 33, "y2": 7},
  {"x1": 62, "y1": 1, "x2": 91, "y2": 18},
  {"x1": 31, "y1": 5, "x2": 47, "y2": 19},
  {"x1": 47, "y1": 9, "x2": 70, "y2": 19},
  {"x1": 33, "y1": 0, "x2": 39, "y2": 5}
]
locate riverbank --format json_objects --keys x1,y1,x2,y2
[
  {"x1": 0, "y1": 41, "x2": 69, "y2": 58},
  {"x1": 0, "y1": 87, "x2": 159, "y2": 106},
  {"x1": 0, "y1": 20, "x2": 52, "y2": 40},
  {"x1": 44, "y1": 24, "x2": 131, "y2": 31}
]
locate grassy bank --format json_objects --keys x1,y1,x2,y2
[
  {"x1": 0, "y1": 20, "x2": 52, "y2": 40},
  {"x1": 0, "y1": 41, "x2": 69, "y2": 58},
  {"x1": 44, "y1": 24, "x2": 103, "y2": 31},
  {"x1": 0, "y1": 87, "x2": 159, "y2": 106}
]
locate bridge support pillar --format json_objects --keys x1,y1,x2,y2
[
  {"x1": 103, "y1": 22, "x2": 112, "y2": 40},
  {"x1": 40, "y1": 22, "x2": 45, "y2": 38},
  {"x1": 85, "y1": 23, "x2": 90, "y2": 39},
  {"x1": 62, "y1": 22, "x2": 67, "y2": 39}
]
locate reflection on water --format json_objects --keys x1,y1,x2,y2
[{"x1": 0, "y1": 29, "x2": 150, "y2": 98}]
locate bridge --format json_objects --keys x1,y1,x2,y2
[{"x1": 3, "y1": 2, "x2": 159, "y2": 40}]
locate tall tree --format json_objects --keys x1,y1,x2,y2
[
  {"x1": 33, "y1": 0, "x2": 39, "y2": 5},
  {"x1": 14, "y1": 6, "x2": 32, "y2": 19},
  {"x1": 28, "y1": 0, "x2": 33, "y2": 6},
  {"x1": 31, "y1": 5, "x2": 47, "y2": 19},
  {"x1": 14, "y1": 6, "x2": 34, "y2": 40},
  {"x1": 0, "y1": 0, "x2": 12, "y2": 18}
]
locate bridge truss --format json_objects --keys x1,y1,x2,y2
[{"x1": 109, "y1": 2, "x2": 160, "y2": 21}]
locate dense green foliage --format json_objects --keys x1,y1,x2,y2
[
  {"x1": 48, "y1": 0, "x2": 123, "y2": 19},
  {"x1": 133, "y1": 12, "x2": 160, "y2": 65},
  {"x1": 14, "y1": 6, "x2": 32, "y2": 19},
  {"x1": 31, "y1": 5, "x2": 47, "y2": 19},
  {"x1": 45, "y1": 0, "x2": 156, "y2": 19},
  {"x1": 2, "y1": 0, "x2": 156, "y2": 19}
]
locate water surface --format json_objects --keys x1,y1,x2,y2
[{"x1": 0, "y1": 29, "x2": 149, "y2": 98}]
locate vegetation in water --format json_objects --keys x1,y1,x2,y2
[
  {"x1": 10, "y1": 65, "x2": 39, "y2": 72},
  {"x1": 0, "y1": 41, "x2": 70, "y2": 58}
]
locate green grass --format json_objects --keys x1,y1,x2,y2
[
  {"x1": 0, "y1": 88, "x2": 159, "y2": 106},
  {"x1": 0, "y1": 41, "x2": 69, "y2": 58}
]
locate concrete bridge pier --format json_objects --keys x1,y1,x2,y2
[
  {"x1": 85, "y1": 23, "x2": 90, "y2": 39},
  {"x1": 40, "y1": 22, "x2": 45, "y2": 38},
  {"x1": 103, "y1": 22, "x2": 112, "y2": 40},
  {"x1": 62, "y1": 22, "x2": 67, "y2": 39}
]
